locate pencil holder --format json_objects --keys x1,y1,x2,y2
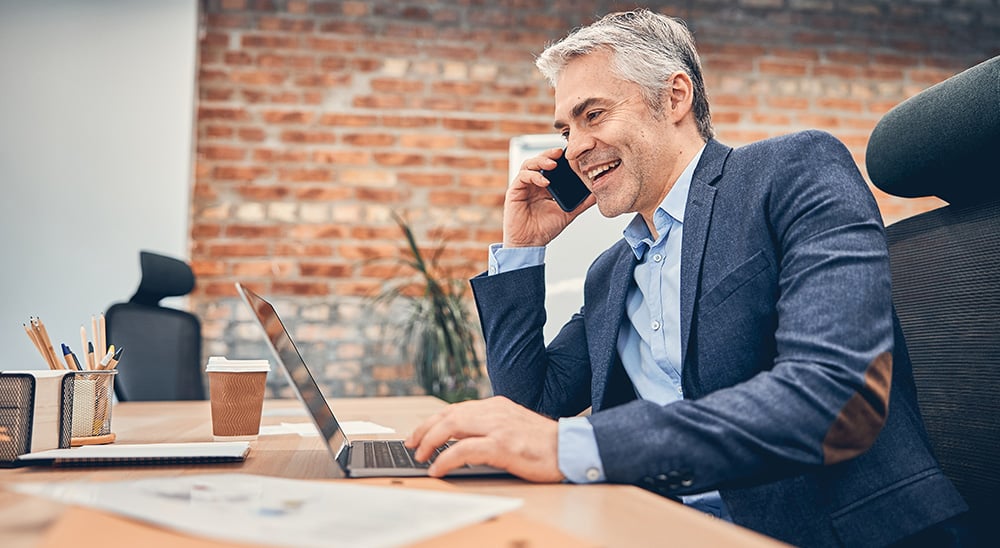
[{"x1": 71, "y1": 370, "x2": 117, "y2": 446}]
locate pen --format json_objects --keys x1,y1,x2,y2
[{"x1": 61, "y1": 343, "x2": 78, "y2": 371}]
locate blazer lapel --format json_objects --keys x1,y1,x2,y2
[
  {"x1": 680, "y1": 140, "x2": 729, "y2": 367},
  {"x1": 590, "y1": 243, "x2": 637, "y2": 411}
]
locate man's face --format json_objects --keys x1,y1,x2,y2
[{"x1": 553, "y1": 50, "x2": 681, "y2": 219}]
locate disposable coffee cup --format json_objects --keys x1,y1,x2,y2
[{"x1": 206, "y1": 356, "x2": 270, "y2": 441}]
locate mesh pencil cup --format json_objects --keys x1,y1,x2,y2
[{"x1": 71, "y1": 370, "x2": 117, "y2": 446}]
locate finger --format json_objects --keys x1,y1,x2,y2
[
  {"x1": 404, "y1": 408, "x2": 447, "y2": 449},
  {"x1": 519, "y1": 148, "x2": 562, "y2": 172},
  {"x1": 427, "y1": 437, "x2": 503, "y2": 477}
]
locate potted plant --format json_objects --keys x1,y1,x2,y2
[{"x1": 372, "y1": 214, "x2": 485, "y2": 403}]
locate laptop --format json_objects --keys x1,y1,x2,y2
[{"x1": 236, "y1": 282, "x2": 506, "y2": 478}]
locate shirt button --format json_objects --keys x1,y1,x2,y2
[
  {"x1": 651, "y1": 320, "x2": 661, "y2": 331},
  {"x1": 652, "y1": 253, "x2": 663, "y2": 262},
  {"x1": 585, "y1": 468, "x2": 601, "y2": 482},
  {"x1": 676, "y1": 386, "x2": 683, "y2": 395}
]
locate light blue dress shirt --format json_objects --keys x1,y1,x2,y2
[{"x1": 488, "y1": 146, "x2": 730, "y2": 520}]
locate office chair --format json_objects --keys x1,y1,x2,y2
[
  {"x1": 866, "y1": 55, "x2": 1000, "y2": 540},
  {"x1": 105, "y1": 250, "x2": 205, "y2": 401}
]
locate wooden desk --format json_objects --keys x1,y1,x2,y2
[{"x1": 0, "y1": 398, "x2": 784, "y2": 547}]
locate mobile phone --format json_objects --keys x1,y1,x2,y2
[{"x1": 541, "y1": 150, "x2": 591, "y2": 212}]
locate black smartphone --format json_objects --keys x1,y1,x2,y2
[{"x1": 541, "y1": 150, "x2": 591, "y2": 212}]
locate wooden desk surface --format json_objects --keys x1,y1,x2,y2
[{"x1": 0, "y1": 398, "x2": 784, "y2": 547}]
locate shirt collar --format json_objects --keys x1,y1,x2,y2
[{"x1": 623, "y1": 144, "x2": 707, "y2": 259}]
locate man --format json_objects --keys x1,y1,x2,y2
[{"x1": 405, "y1": 9, "x2": 967, "y2": 546}]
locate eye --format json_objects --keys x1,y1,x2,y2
[
  {"x1": 586, "y1": 109, "x2": 603, "y2": 122},
  {"x1": 560, "y1": 130, "x2": 569, "y2": 141}
]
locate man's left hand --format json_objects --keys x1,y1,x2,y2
[{"x1": 404, "y1": 396, "x2": 565, "y2": 482}]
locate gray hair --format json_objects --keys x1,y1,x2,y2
[{"x1": 536, "y1": 9, "x2": 714, "y2": 141}]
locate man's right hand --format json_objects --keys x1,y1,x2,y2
[{"x1": 503, "y1": 147, "x2": 596, "y2": 248}]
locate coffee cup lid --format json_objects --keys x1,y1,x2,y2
[{"x1": 206, "y1": 356, "x2": 271, "y2": 373}]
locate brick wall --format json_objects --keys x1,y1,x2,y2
[{"x1": 191, "y1": 0, "x2": 1000, "y2": 398}]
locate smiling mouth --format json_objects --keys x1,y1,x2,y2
[{"x1": 586, "y1": 160, "x2": 621, "y2": 183}]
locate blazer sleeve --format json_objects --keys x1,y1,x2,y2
[
  {"x1": 470, "y1": 265, "x2": 593, "y2": 418},
  {"x1": 588, "y1": 131, "x2": 897, "y2": 494}
]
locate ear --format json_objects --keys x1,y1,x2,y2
[{"x1": 665, "y1": 71, "x2": 694, "y2": 121}]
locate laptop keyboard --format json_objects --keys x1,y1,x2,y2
[{"x1": 363, "y1": 440, "x2": 452, "y2": 469}]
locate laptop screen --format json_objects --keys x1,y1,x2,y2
[{"x1": 236, "y1": 283, "x2": 348, "y2": 465}]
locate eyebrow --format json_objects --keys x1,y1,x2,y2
[{"x1": 553, "y1": 97, "x2": 605, "y2": 130}]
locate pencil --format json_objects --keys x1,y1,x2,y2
[
  {"x1": 98, "y1": 313, "x2": 107, "y2": 363},
  {"x1": 105, "y1": 346, "x2": 123, "y2": 370},
  {"x1": 91, "y1": 314, "x2": 101, "y2": 365},
  {"x1": 32, "y1": 317, "x2": 62, "y2": 370},
  {"x1": 23, "y1": 323, "x2": 55, "y2": 369},
  {"x1": 98, "y1": 349, "x2": 114, "y2": 369},
  {"x1": 80, "y1": 325, "x2": 90, "y2": 370}
]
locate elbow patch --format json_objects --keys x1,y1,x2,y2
[{"x1": 822, "y1": 352, "x2": 893, "y2": 465}]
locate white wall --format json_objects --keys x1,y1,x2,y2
[
  {"x1": 508, "y1": 136, "x2": 631, "y2": 343},
  {"x1": 0, "y1": 0, "x2": 198, "y2": 370}
]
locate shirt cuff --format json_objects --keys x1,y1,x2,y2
[
  {"x1": 487, "y1": 243, "x2": 545, "y2": 275},
  {"x1": 557, "y1": 417, "x2": 606, "y2": 483}
]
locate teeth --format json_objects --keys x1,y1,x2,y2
[{"x1": 587, "y1": 160, "x2": 620, "y2": 181}]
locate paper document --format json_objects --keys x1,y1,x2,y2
[
  {"x1": 17, "y1": 442, "x2": 250, "y2": 465},
  {"x1": 259, "y1": 421, "x2": 395, "y2": 437},
  {"x1": 11, "y1": 473, "x2": 522, "y2": 547}
]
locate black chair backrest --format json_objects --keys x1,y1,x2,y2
[
  {"x1": 105, "y1": 251, "x2": 205, "y2": 401},
  {"x1": 866, "y1": 55, "x2": 1000, "y2": 539}
]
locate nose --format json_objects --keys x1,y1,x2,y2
[{"x1": 564, "y1": 131, "x2": 595, "y2": 164}]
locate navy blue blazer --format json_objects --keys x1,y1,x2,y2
[{"x1": 471, "y1": 131, "x2": 967, "y2": 546}]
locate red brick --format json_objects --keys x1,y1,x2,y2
[
  {"x1": 278, "y1": 168, "x2": 333, "y2": 182},
  {"x1": 343, "y1": 133, "x2": 396, "y2": 147},
  {"x1": 759, "y1": 60, "x2": 809, "y2": 77},
  {"x1": 280, "y1": 130, "x2": 337, "y2": 144},
  {"x1": 399, "y1": 173, "x2": 455, "y2": 186},
  {"x1": 373, "y1": 152, "x2": 425, "y2": 167},
  {"x1": 429, "y1": 191, "x2": 473, "y2": 206},
  {"x1": 295, "y1": 187, "x2": 353, "y2": 201},
  {"x1": 433, "y1": 155, "x2": 488, "y2": 169},
  {"x1": 208, "y1": 243, "x2": 269, "y2": 257},
  {"x1": 225, "y1": 224, "x2": 284, "y2": 238},
  {"x1": 399, "y1": 133, "x2": 458, "y2": 149},
  {"x1": 290, "y1": 224, "x2": 349, "y2": 239},
  {"x1": 253, "y1": 148, "x2": 309, "y2": 162},
  {"x1": 237, "y1": 185, "x2": 291, "y2": 200},
  {"x1": 319, "y1": 113, "x2": 378, "y2": 126},
  {"x1": 371, "y1": 78, "x2": 425, "y2": 93},
  {"x1": 274, "y1": 243, "x2": 334, "y2": 257},
  {"x1": 442, "y1": 118, "x2": 494, "y2": 131},
  {"x1": 200, "y1": 145, "x2": 246, "y2": 161},
  {"x1": 313, "y1": 150, "x2": 370, "y2": 164},
  {"x1": 382, "y1": 115, "x2": 437, "y2": 128},
  {"x1": 272, "y1": 281, "x2": 330, "y2": 296},
  {"x1": 300, "y1": 263, "x2": 354, "y2": 277},
  {"x1": 190, "y1": 260, "x2": 226, "y2": 277}
]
